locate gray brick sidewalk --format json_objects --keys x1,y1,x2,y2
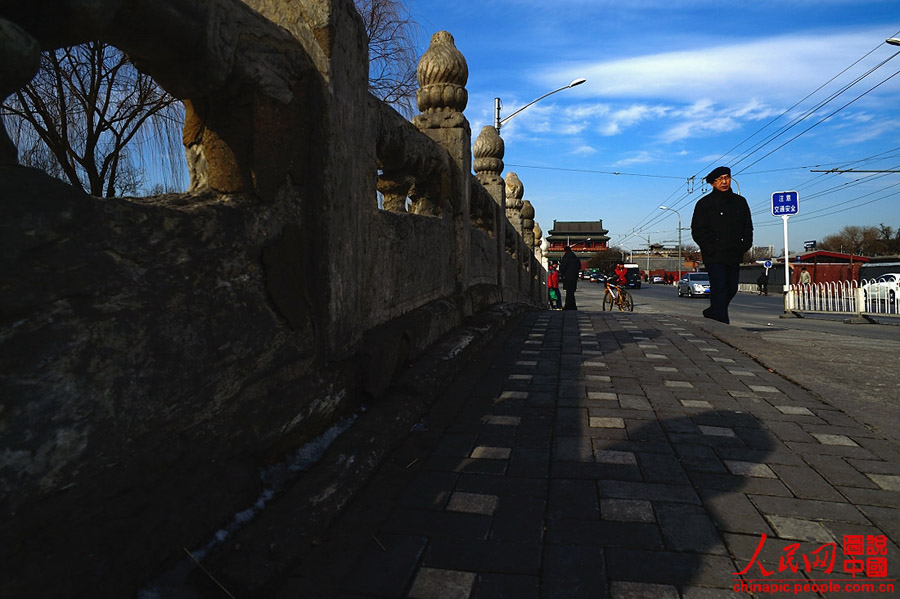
[{"x1": 275, "y1": 310, "x2": 899, "y2": 599}]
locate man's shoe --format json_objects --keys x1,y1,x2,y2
[{"x1": 703, "y1": 308, "x2": 729, "y2": 324}]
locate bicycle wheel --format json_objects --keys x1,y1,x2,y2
[
  {"x1": 603, "y1": 290, "x2": 615, "y2": 311},
  {"x1": 621, "y1": 289, "x2": 634, "y2": 312}
]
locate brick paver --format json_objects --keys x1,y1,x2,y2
[{"x1": 281, "y1": 311, "x2": 899, "y2": 598}]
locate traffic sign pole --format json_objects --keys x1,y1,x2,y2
[
  {"x1": 782, "y1": 215, "x2": 792, "y2": 310},
  {"x1": 771, "y1": 191, "x2": 799, "y2": 315}
]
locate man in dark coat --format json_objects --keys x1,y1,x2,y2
[
  {"x1": 558, "y1": 245, "x2": 582, "y2": 311},
  {"x1": 690, "y1": 166, "x2": 753, "y2": 324}
]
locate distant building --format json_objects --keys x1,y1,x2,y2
[
  {"x1": 794, "y1": 250, "x2": 869, "y2": 264},
  {"x1": 546, "y1": 220, "x2": 610, "y2": 263}
]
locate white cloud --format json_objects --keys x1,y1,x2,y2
[
  {"x1": 565, "y1": 103, "x2": 611, "y2": 119},
  {"x1": 731, "y1": 98, "x2": 781, "y2": 120},
  {"x1": 661, "y1": 117, "x2": 739, "y2": 143},
  {"x1": 655, "y1": 99, "x2": 750, "y2": 142},
  {"x1": 547, "y1": 28, "x2": 897, "y2": 105},
  {"x1": 572, "y1": 144, "x2": 598, "y2": 156},
  {"x1": 829, "y1": 113, "x2": 900, "y2": 144},
  {"x1": 611, "y1": 104, "x2": 670, "y2": 127},
  {"x1": 615, "y1": 151, "x2": 656, "y2": 165}
]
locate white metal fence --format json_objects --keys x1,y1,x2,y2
[{"x1": 787, "y1": 278, "x2": 900, "y2": 320}]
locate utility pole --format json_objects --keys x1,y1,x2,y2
[{"x1": 659, "y1": 206, "x2": 683, "y2": 281}]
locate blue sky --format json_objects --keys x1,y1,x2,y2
[{"x1": 409, "y1": 0, "x2": 900, "y2": 255}]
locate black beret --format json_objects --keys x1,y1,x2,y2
[{"x1": 705, "y1": 166, "x2": 731, "y2": 184}]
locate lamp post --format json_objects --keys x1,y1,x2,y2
[
  {"x1": 887, "y1": 38, "x2": 900, "y2": 46},
  {"x1": 622, "y1": 231, "x2": 654, "y2": 277},
  {"x1": 495, "y1": 78, "x2": 586, "y2": 131},
  {"x1": 659, "y1": 206, "x2": 683, "y2": 282},
  {"x1": 630, "y1": 233, "x2": 651, "y2": 277}
]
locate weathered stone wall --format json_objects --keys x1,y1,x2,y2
[{"x1": 0, "y1": 0, "x2": 545, "y2": 595}]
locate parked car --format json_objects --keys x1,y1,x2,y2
[
  {"x1": 651, "y1": 275, "x2": 664, "y2": 284},
  {"x1": 623, "y1": 264, "x2": 642, "y2": 289},
  {"x1": 860, "y1": 273, "x2": 899, "y2": 303},
  {"x1": 677, "y1": 272, "x2": 710, "y2": 298}
]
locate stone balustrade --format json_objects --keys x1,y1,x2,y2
[{"x1": 0, "y1": 1, "x2": 546, "y2": 595}]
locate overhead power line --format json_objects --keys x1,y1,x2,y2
[
  {"x1": 695, "y1": 36, "x2": 900, "y2": 180},
  {"x1": 736, "y1": 67, "x2": 900, "y2": 173},
  {"x1": 504, "y1": 163, "x2": 684, "y2": 180},
  {"x1": 753, "y1": 186, "x2": 900, "y2": 228},
  {"x1": 810, "y1": 169, "x2": 900, "y2": 173},
  {"x1": 625, "y1": 35, "x2": 900, "y2": 240}
]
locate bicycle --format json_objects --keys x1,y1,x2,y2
[{"x1": 603, "y1": 279, "x2": 634, "y2": 312}]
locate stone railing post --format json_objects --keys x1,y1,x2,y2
[
  {"x1": 503, "y1": 171, "x2": 524, "y2": 298},
  {"x1": 473, "y1": 125, "x2": 505, "y2": 205},
  {"x1": 473, "y1": 125, "x2": 505, "y2": 289},
  {"x1": 505, "y1": 172, "x2": 524, "y2": 237},
  {"x1": 521, "y1": 199, "x2": 535, "y2": 289},
  {"x1": 521, "y1": 199, "x2": 535, "y2": 249},
  {"x1": 533, "y1": 221, "x2": 543, "y2": 258},
  {"x1": 412, "y1": 31, "x2": 472, "y2": 292},
  {"x1": 532, "y1": 219, "x2": 544, "y2": 304}
]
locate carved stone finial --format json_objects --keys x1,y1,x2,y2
[
  {"x1": 533, "y1": 221, "x2": 542, "y2": 241},
  {"x1": 520, "y1": 199, "x2": 535, "y2": 220},
  {"x1": 473, "y1": 125, "x2": 504, "y2": 177},
  {"x1": 521, "y1": 200, "x2": 535, "y2": 247},
  {"x1": 416, "y1": 31, "x2": 468, "y2": 113},
  {"x1": 505, "y1": 172, "x2": 524, "y2": 210}
]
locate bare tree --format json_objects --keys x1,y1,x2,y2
[
  {"x1": 747, "y1": 246, "x2": 774, "y2": 262},
  {"x1": 587, "y1": 247, "x2": 626, "y2": 273},
  {"x1": 3, "y1": 6, "x2": 417, "y2": 196},
  {"x1": 877, "y1": 223, "x2": 900, "y2": 255},
  {"x1": 818, "y1": 224, "x2": 899, "y2": 257},
  {"x1": 1, "y1": 41, "x2": 184, "y2": 197},
  {"x1": 354, "y1": 0, "x2": 420, "y2": 117}
]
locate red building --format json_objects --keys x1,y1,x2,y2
[
  {"x1": 789, "y1": 250, "x2": 870, "y2": 284},
  {"x1": 546, "y1": 220, "x2": 610, "y2": 263}
]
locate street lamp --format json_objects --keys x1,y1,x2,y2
[
  {"x1": 495, "y1": 78, "x2": 586, "y2": 131},
  {"x1": 659, "y1": 205, "x2": 683, "y2": 282},
  {"x1": 628, "y1": 232, "x2": 651, "y2": 276},
  {"x1": 887, "y1": 38, "x2": 900, "y2": 46}
]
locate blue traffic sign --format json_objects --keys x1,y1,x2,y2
[
  {"x1": 764, "y1": 260, "x2": 772, "y2": 269},
  {"x1": 772, "y1": 191, "x2": 799, "y2": 216}
]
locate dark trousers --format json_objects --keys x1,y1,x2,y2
[
  {"x1": 705, "y1": 262, "x2": 740, "y2": 323},
  {"x1": 563, "y1": 282, "x2": 577, "y2": 310}
]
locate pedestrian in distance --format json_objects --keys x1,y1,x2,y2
[
  {"x1": 547, "y1": 264, "x2": 562, "y2": 310},
  {"x1": 558, "y1": 245, "x2": 582, "y2": 311},
  {"x1": 690, "y1": 166, "x2": 753, "y2": 324},
  {"x1": 799, "y1": 267, "x2": 811, "y2": 285},
  {"x1": 756, "y1": 271, "x2": 769, "y2": 296}
]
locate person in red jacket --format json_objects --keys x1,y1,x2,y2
[
  {"x1": 614, "y1": 263, "x2": 627, "y2": 286},
  {"x1": 547, "y1": 265, "x2": 562, "y2": 309}
]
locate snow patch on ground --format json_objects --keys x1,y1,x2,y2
[{"x1": 139, "y1": 413, "x2": 358, "y2": 598}]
